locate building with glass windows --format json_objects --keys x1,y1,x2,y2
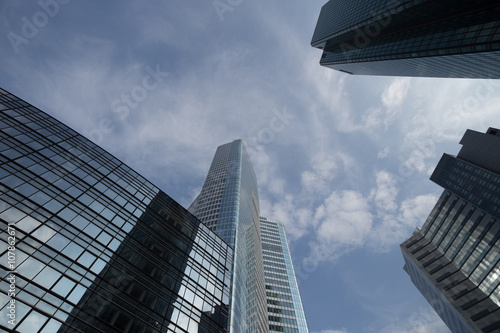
[
  {"x1": 401, "y1": 128, "x2": 500, "y2": 332},
  {"x1": 311, "y1": 0, "x2": 500, "y2": 78},
  {"x1": 188, "y1": 140, "x2": 269, "y2": 333},
  {"x1": 260, "y1": 217, "x2": 309, "y2": 333},
  {"x1": 0, "y1": 88, "x2": 309, "y2": 332},
  {"x1": 0, "y1": 88, "x2": 232, "y2": 333}
]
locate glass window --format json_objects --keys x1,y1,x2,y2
[
  {"x1": 52, "y1": 277, "x2": 76, "y2": 298},
  {"x1": 0, "y1": 281, "x2": 11, "y2": 309},
  {"x1": 17, "y1": 257, "x2": 45, "y2": 280},
  {"x1": 15, "y1": 183, "x2": 38, "y2": 197},
  {"x1": 29, "y1": 191, "x2": 52, "y2": 206},
  {"x1": 90, "y1": 258, "x2": 106, "y2": 274},
  {"x1": 108, "y1": 238, "x2": 121, "y2": 251},
  {"x1": 97, "y1": 232, "x2": 112, "y2": 246},
  {"x1": 89, "y1": 200, "x2": 105, "y2": 213},
  {"x1": 17, "y1": 310, "x2": 49, "y2": 332},
  {"x1": 33, "y1": 266, "x2": 61, "y2": 289},
  {"x1": 31, "y1": 225, "x2": 57, "y2": 243},
  {"x1": 46, "y1": 233, "x2": 71, "y2": 251},
  {"x1": 62, "y1": 242, "x2": 84, "y2": 260},
  {"x1": 72, "y1": 215, "x2": 89, "y2": 230},
  {"x1": 5, "y1": 301, "x2": 31, "y2": 329},
  {"x1": 67, "y1": 284, "x2": 86, "y2": 305},
  {"x1": 100, "y1": 207, "x2": 115, "y2": 221},
  {"x1": 0, "y1": 206, "x2": 26, "y2": 223},
  {"x1": 43, "y1": 199, "x2": 64, "y2": 213},
  {"x1": 77, "y1": 251, "x2": 96, "y2": 267},
  {"x1": 40, "y1": 318, "x2": 63, "y2": 333},
  {"x1": 83, "y1": 223, "x2": 100, "y2": 238}
]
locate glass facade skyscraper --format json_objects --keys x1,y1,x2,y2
[
  {"x1": 311, "y1": 0, "x2": 500, "y2": 78},
  {"x1": 0, "y1": 88, "x2": 309, "y2": 332},
  {"x1": 401, "y1": 128, "x2": 500, "y2": 332},
  {"x1": 0, "y1": 88, "x2": 232, "y2": 332},
  {"x1": 260, "y1": 217, "x2": 309, "y2": 333},
  {"x1": 188, "y1": 140, "x2": 268, "y2": 332}
]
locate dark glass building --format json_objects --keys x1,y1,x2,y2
[
  {"x1": 401, "y1": 128, "x2": 500, "y2": 332},
  {"x1": 260, "y1": 217, "x2": 309, "y2": 333},
  {"x1": 311, "y1": 0, "x2": 500, "y2": 78},
  {"x1": 0, "y1": 88, "x2": 232, "y2": 333}
]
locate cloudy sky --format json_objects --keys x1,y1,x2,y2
[{"x1": 2, "y1": 1, "x2": 500, "y2": 332}]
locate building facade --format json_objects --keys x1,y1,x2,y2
[
  {"x1": 0, "y1": 88, "x2": 232, "y2": 332},
  {"x1": 0, "y1": 88, "x2": 309, "y2": 332},
  {"x1": 401, "y1": 128, "x2": 500, "y2": 332},
  {"x1": 260, "y1": 217, "x2": 309, "y2": 333},
  {"x1": 188, "y1": 140, "x2": 269, "y2": 333},
  {"x1": 311, "y1": 0, "x2": 500, "y2": 78}
]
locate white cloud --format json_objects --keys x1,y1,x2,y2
[
  {"x1": 315, "y1": 190, "x2": 373, "y2": 246},
  {"x1": 398, "y1": 194, "x2": 439, "y2": 227},
  {"x1": 361, "y1": 107, "x2": 383, "y2": 129},
  {"x1": 355, "y1": 78, "x2": 412, "y2": 132},
  {"x1": 378, "y1": 146, "x2": 390, "y2": 159},
  {"x1": 301, "y1": 152, "x2": 354, "y2": 194},
  {"x1": 306, "y1": 171, "x2": 439, "y2": 263},
  {"x1": 261, "y1": 194, "x2": 314, "y2": 241},
  {"x1": 379, "y1": 307, "x2": 450, "y2": 333},
  {"x1": 382, "y1": 78, "x2": 411, "y2": 110},
  {"x1": 396, "y1": 78, "x2": 500, "y2": 177},
  {"x1": 370, "y1": 170, "x2": 398, "y2": 212}
]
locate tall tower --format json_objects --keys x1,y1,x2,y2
[
  {"x1": 189, "y1": 140, "x2": 268, "y2": 332},
  {"x1": 260, "y1": 216, "x2": 309, "y2": 333},
  {"x1": 401, "y1": 128, "x2": 500, "y2": 332},
  {"x1": 311, "y1": 0, "x2": 500, "y2": 78}
]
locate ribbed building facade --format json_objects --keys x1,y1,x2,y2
[
  {"x1": 0, "y1": 88, "x2": 232, "y2": 332},
  {"x1": 401, "y1": 128, "x2": 500, "y2": 332},
  {"x1": 311, "y1": 0, "x2": 500, "y2": 78},
  {"x1": 260, "y1": 217, "x2": 309, "y2": 333}
]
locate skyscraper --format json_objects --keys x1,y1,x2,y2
[
  {"x1": 188, "y1": 140, "x2": 269, "y2": 332},
  {"x1": 401, "y1": 128, "x2": 500, "y2": 332},
  {"x1": 0, "y1": 87, "x2": 309, "y2": 332},
  {"x1": 0, "y1": 88, "x2": 232, "y2": 332},
  {"x1": 260, "y1": 217, "x2": 309, "y2": 333},
  {"x1": 311, "y1": 0, "x2": 500, "y2": 78}
]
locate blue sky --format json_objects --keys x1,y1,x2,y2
[{"x1": 2, "y1": 1, "x2": 500, "y2": 332}]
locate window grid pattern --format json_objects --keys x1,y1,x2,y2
[
  {"x1": 312, "y1": 0, "x2": 500, "y2": 78},
  {"x1": 400, "y1": 128, "x2": 500, "y2": 332},
  {"x1": 0, "y1": 88, "x2": 232, "y2": 333},
  {"x1": 260, "y1": 217, "x2": 309, "y2": 333}
]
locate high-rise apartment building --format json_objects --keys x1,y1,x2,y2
[
  {"x1": 401, "y1": 128, "x2": 500, "y2": 332},
  {"x1": 311, "y1": 0, "x2": 500, "y2": 78},
  {"x1": 260, "y1": 217, "x2": 309, "y2": 333},
  {"x1": 188, "y1": 140, "x2": 268, "y2": 332},
  {"x1": 0, "y1": 88, "x2": 232, "y2": 333}
]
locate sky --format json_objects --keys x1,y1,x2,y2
[{"x1": 1, "y1": 1, "x2": 500, "y2": 332}]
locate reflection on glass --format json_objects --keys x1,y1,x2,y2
[{"x1": 0, "y1": 90, "x2": 232, "y2": 333}]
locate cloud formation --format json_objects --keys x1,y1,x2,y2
[{"x1": 304, "y1": 170, "x2": 438, "y2": 265}]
